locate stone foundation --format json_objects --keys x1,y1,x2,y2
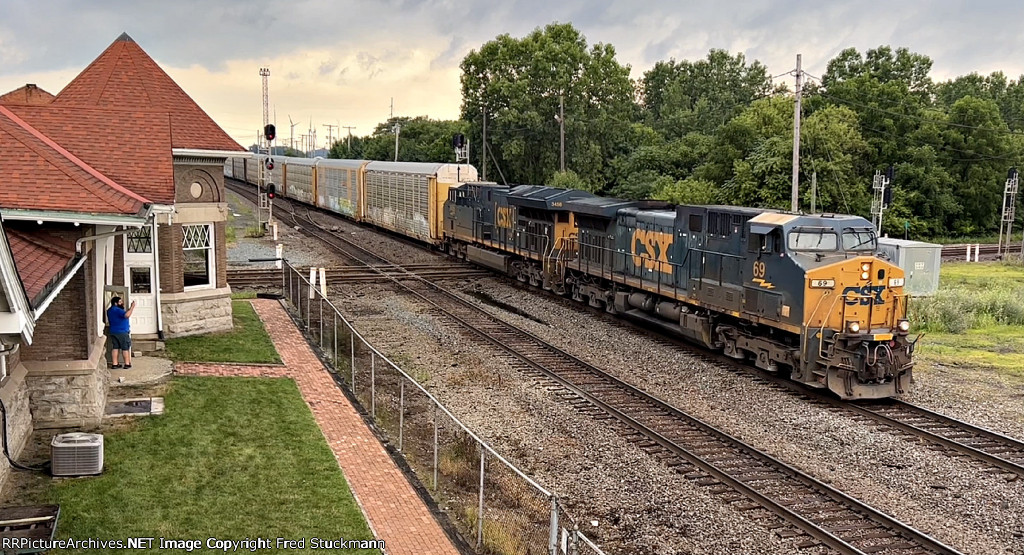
[
  {"x1": 0, "y1": 364, "x2": 33, "y2": 488},
  {"x1": 161, "y1": 286, "x2": 233, "y2": 338},
  {"x1": 25, "y1": 368, "x2": 108, "y2": 430},
  {"x1": 22, "y1": 336, "x2": 109, "y2": 429}
]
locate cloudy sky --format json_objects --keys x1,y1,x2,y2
[{"x1": 1, "y1": 0, "x2": 1022, "y2": 150}]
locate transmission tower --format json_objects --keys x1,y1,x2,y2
[{"x1": 1000, "y1": 167, "x2": 1019, "y2": 256}]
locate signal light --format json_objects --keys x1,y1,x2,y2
[
  {"x1": 266, "y1": 158, "x2": 275, "y2": 171},
  {"x1": 264, "y1": 124, "x2": 276, "y2": 142},
  {"x1": 267, "y1": 183, "x2": 276, "y2": 200}
]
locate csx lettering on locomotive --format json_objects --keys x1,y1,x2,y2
[
  {"x1": 631, "y1": 229, "x2": 673, "y2": 274},
  {"x1": 496, "y1": 206, "x2": 515, "y2": 229},
  {"x1": 842, "y1": 285, "x2": 886, "y2": 305}
]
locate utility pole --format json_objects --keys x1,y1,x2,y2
[
  {"x1": 323, "y1": 124, "x2": 337, "y2": 151},
  {"x1": 342, "y1": 126, "x2": 355, "y2": 152},
  {"x1": 999, "y1": 167, "x2": 1019, "y2": 256},
  {"x1": 559, "y1": 95, "x2": 566, "y2": 172},
  {"x1": 482, "y1": 110, "x2": 487, "y2": 181},
  {"x1": 393, "y1": 121, "x2": 401, "y2": 162},
  {"x1": 791, "y1": 54, "x2": 802, "y2": 213},
  {"x1": 810, "y1": 171, "x2": 817, "y2": 214}
]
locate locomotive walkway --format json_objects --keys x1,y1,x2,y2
[{"x1": 176, "y1": 299, "x2": 462, "y2": 555}]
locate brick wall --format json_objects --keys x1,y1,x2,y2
[
  {"x1": 112, "y1": 235, "x2": 124, "y2": 287},
  {"x1": 21, "y1": 270, "x2": 88, "y2": 361},
  {"x1": 159, "y1": 223, "x2": 183, "y2": 294},
  {"x1": 215, "y1": 221, "x2": 226, "y2": 288},
  {"x1": 175, "y1": 164, "x2": 222, "y2": 204}
]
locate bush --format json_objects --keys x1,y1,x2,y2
[{"x1": 910, "y1": 283, "x2": 1024, "y2": 333}]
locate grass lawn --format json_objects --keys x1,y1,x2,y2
[
  {"x1": 165, "y1": 300, "x2": 281, "y2": 364},
  {"x1": 43, "y1": 377, "x2": 377, "y2": 553},
  {"x1": 912, "y1": 261, "x2": 1024, "y2": 383}
]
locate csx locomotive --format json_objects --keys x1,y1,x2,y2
[{"x1": 229, "y1": 156, "x2": 915, "y2": 399}]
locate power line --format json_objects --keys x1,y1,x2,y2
[{"x1": 815, "y1": 90, "x2": 1024, "y2": 137}]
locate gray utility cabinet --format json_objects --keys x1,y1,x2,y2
[{"x1": 877, "y1": 238, "x2": 941, "y2": 296}]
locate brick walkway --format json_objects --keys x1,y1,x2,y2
[{"x1": 176, "y1": 300, "x2": 462, "y2": 555}]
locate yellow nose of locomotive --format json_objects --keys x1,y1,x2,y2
[
  {"x1": 805, "y1": 256, "x2": 908, "y2": 336},
  {"x1": 804, "y1": 256, "x2": 914, "y2": 399}
]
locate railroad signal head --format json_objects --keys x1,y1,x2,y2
[
  {"x1": 452, "y1": 133, "x2": 466, "y2": 149},
  {"x1": 266, "y1": 158, "x2": 275, "y2": 171},
  {"x1": 264, "y1": 124, "x2": 276, "y2": 142},
  {"x1": 267, "y1": 183, "x2": 276, "y2": 200}
]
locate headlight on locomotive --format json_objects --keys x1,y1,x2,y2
[
  {"x1": 897, "y1": 319, "x2": 910, "y2": 333},
  {"x1": 846, "y1": 321, "x2": 861, "y2": 334}
]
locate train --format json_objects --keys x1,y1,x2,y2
[{"x1": 227, "y1": 155, "x2": 916, "y2": 400}]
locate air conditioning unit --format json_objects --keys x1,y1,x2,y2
[{"x1": 51, "y1": 433, "x2": 104, "y2": 477}]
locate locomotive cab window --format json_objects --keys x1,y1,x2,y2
[
  {"x1": 787, "y1": 228, "x2": 838, "y2": 251},
  {"x1": 842, "y1": 228, "x2": 877, "y2": 252},
  {"x1": 749, "y1": 231, "x2": 780, "y2": 253}
]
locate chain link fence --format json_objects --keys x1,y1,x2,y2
[{"x1": 278, "y1": 263, "x2": 607, "y2": 554}]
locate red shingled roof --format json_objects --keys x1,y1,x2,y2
[
  {"x1": 53, "y1": 33, "x2": 244, "y2": 152},
  {"x1": 0, "y1": 106, "x2": 148, "y2": 215},
  {"x1": 0, "y1": 84, "x2": 55, "y2": 106},
  {"x1": 9, "y1": 105, "x2": 175, "y2": 204},
  {"x1": 6, "y1": 229, "x2": 77, "y2": 303}
]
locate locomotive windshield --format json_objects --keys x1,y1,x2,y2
[
  {"x1": 842, "y1": 228, "x2": 877, "y2": 251},
  {"x1": 787, "y1": 228, "x2": 838, "y2": 251}
]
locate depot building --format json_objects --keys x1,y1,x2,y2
[{"x1": 0, "y1": 33, "x2": 245, "y2": 484}]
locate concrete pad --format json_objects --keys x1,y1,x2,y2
[{"x1": 109, "y1": 356, "x2": 173, "y2": 387}]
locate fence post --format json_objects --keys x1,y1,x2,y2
[
  {"x1": 432, "y1": 404, "x2": 438, "y2": 490},
  {"x1": 477, "y1": 448, "x2": 485, "y2": 549},
  {"x1": 350, "y1": 333, "x2": 356, "y2": 392},
  {"x1": 570, "y1": 526, "x2": 580, "y2": 555},
  {"x1": 549, "y1": 496, "x2": 559, "y2": 555},
  {"x1": 333, "y1": 312, "x2": 338, "y2": 365},
  {"x1": 398, "y1": 378, "x2": 405, "y2": 451},
  {"x1": 306, "y1": 285, "x2": 311, "y2": 330},
  {"x1": 370, "y1": 352, "x2": 376, "y2": 419},
  {"x1": 319, "y1": 296, "x2": 324, "y2": 347}
]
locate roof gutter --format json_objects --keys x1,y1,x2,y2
[
  {"x1": 2, "y1": 209, "x2": 149, "y2": 228},
  {"x1": 173, "y1": 148, "x2": 250, "y2": 159},
  {"x1": 33, "y1": 254, "x2": 87, "y2": 320}
]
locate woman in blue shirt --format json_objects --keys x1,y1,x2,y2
[{"x1": 107, "y1": 296, "x2": 136, "y2": 369}]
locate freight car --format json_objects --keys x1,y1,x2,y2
[
  {"x1": 443, "y1": 182, "x2": 915, "y2": 400},
  {"x1": 235, "y1": 154, "x2": 477, "y2": 245}
]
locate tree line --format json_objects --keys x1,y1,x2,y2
[{"x1": 328, "y1": 22, "x2": 1024, "y2": 239}]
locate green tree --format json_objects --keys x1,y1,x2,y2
[
  {"x1": 460, "y1": 23, "x2": 636, "y2": 189},
  {"x1": 642, "y1": 50, "x2": 774, "y2": 138}
]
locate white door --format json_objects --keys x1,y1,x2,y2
[{"x1": 124, "y1": 229, "x2": 158, "y2": 334}]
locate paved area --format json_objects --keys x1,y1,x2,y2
[
  {"x1": 176, "y1": 299, "x2": 461, "y2": 555},
  {"x1": 108, "y1": 355, "x2": 173, "y2": 387}
]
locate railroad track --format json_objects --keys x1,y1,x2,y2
[
  {"x1": 228, "y1": 180, "x2": 962, "y2": 554},
  {"x1": 940, "y1": 242, "x2": 1020, "y2": 259},
  {"x1": 227, "y1": 265, "x2": 490, "y2": 287}
]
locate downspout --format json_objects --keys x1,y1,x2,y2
[
  {"x1": 75, "y1": 227, "x2": 141, "y2": 254},
  {"x1": 152, "y1": 217, "x2": 164, "y2": 340}
]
